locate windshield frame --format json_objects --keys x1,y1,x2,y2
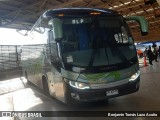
[{"x1": 57, "y1": 15, "x2": 136, "y2": 73}]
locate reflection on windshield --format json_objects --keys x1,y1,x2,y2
[{"x1": 61, "y1": 17, "x2": 136, "y2": 68}]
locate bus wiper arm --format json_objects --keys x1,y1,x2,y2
[
  {"x1": 104, "y1": 43, "x2": 109, "y2": 65},
  {"x1": 87, "y1": 49, "x2": 97, "y2": 68}
]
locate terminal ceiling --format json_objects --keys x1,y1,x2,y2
[{"x1": 0, "y1": 0, "x2": 160, "y2": 42}]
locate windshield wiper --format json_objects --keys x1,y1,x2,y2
[
  {"x1": 87, "y1": 49, "x2": 96, "y2": 68},
  {"x1": 110, "y1": 44, "x2": 133, "y2": 66}
]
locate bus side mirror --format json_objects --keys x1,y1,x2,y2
[
  {"x1": 125, "y1": 16, "x2": 148, "y2": 36},
  {"x1": 48, "y1": 18, "x2": 63, "y2": 42}
]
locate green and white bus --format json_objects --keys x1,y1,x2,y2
[{"x1": 21, "y1": 8, "x2": 148, "y2": 105}]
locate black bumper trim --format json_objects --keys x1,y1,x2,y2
[{"x1": 66, "y1": 78, "x2": 140, "y2": 102}]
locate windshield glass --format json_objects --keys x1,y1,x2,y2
[{"x1": 60, "y1": 16, "x2": 136, "y2": 68}]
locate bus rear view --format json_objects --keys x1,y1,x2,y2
[{"x1": 22, "y1": 8, "x2": 148, "y2": 105}]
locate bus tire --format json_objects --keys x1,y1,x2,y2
[
  {"x1": 24, "y1": 71, "x2": 31, "y2": 85},
  {"x1": 42, "y1": 76, "x2": 50, "y2": 96}
]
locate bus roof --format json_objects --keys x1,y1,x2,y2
[
  {"x1": 43, "y1": 7, "x2": 119, "y2": 18},
  {"x1": 30, "y1": 7, "x2": 120, "y2": 32}
]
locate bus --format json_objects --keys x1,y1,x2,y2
[{"x1": 21, "y1": 8, "x2": 148, "y2": 105}]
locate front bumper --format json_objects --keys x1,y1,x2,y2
[{"x1": 66, "y1": 77, "x2": 140, "y2": 102}]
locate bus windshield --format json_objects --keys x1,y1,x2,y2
[{"x1": 61, "y1": 16, "x2": 136, "y2": 70}]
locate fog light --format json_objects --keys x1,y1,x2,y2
[{"x1": 71, "y1": 93, "x2": 80, "y2": 100}]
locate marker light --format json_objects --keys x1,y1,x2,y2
[
  {"x1": 58, "y1": 14, "x2": 64, "y2": 16},
  {"x1": 90, "y1": 12, "x2": 101, "y2": 15}
]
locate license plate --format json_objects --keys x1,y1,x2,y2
[{"x1": 106, "y1": 89, "x2": 118, "y2": 96}]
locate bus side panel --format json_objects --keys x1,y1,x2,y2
[
  {"x1": 47, "y1": 70, "x2": 65, "y2": 103},
  {"x1": 22, "y1": 45, "x2": 45, "y2": 89},
  {"x1": 21, "y1": 45, "x2": 35, "y2": 84}
]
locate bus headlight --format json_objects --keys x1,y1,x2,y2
[
  {"x1": 69, "y1": 81, "x2": 90, "y2": 89},
  {"x1": 129, "y1": 70, "x2": 140, "y2": 82}
]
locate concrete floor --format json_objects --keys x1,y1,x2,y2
[{"x1": 0, "y1": 58, "x2": 160, "y2": 120}]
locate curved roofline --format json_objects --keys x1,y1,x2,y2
[
  {"x1": 43, "y1": 7, "x2": 118, "y2": 18},
  {"x1": 50, "y1": 7, "x2": 117, "y2": 13},
  {"x1": 31, "y1": 7, "x2": 120, "y2": 32}
]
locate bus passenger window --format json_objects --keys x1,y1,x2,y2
[{"x1": 48, "y1": 30, "x2": 59, "y2": 62}]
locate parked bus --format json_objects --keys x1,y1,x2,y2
[{"x1": 21, "y1": 8, "x2": 148, "y2": 105}]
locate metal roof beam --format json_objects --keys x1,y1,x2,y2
[
  {"x1": 0, "y1": 0, "x2": 83, "y2": 29},
  {"x1": 2, "y1": 0, "x2": 43, "y2": 18}
]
